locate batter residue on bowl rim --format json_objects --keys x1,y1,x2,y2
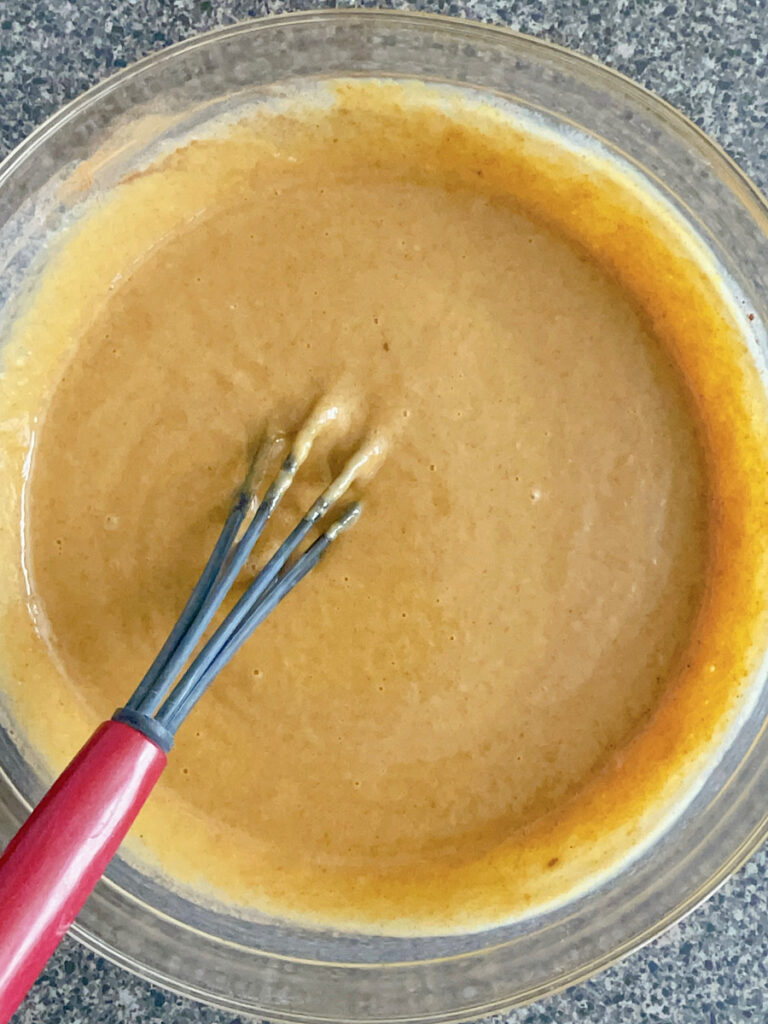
[{"x1": 1, "y1": 80, "x2": 767, "y2": 935}]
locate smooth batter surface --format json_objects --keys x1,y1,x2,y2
[{"x1": 1, "y1": 82, "x2": 768, "y2": 933}]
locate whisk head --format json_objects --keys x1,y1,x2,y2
[{"x1": 114, "y1": 405, "x2": 376, "y2": 750}]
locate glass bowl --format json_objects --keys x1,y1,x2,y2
[{"x1": 1, "y1": 11, "x2": 768, "y2": 1022}]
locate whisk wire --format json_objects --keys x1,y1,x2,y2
[
  {"x1": 157, "y1": 501, "x2": 361, "y2": 733},
  {"x1": 121, "y1": 420, "x2": 367, "y2": 740},
  {"x1": 126, "y1": 434, "x2": 290, "y2": 716},
  {"x1": 151, "y1": 451, "x2": 369, "y2": 729},
  {"x1": 124, "y1": 495, "x2": 249, "y2": 716}
]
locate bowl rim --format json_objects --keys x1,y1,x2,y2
[
  {"x1": 2, "y1": 8, "x2": 768, "y2": 1019},
  {"x1": 2, "y1": 8, "x2": 767, "y2": 221}
]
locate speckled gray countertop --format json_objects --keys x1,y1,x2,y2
[{"x1": 1, "y1": 1, "x2": 767, "y2": 1022}]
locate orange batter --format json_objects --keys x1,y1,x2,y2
[{"x1": 0, "y1": 81, "x2": 767, "y2": 934}]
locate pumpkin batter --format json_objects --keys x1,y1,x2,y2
[{"x1": 1, "y1": 81, "x2": 768, "y2": 934}]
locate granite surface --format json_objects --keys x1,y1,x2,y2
[{"x1": 1, "y1": 0, "x2": 767, "y2": 1022}]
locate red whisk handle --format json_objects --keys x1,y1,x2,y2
[{"x1": 0, "y1": 719, "x2": 167, "y2": 1023}]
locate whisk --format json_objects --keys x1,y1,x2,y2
[{"x1": 0, "y1": 406, "x2": 372, "y2": 1023}]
